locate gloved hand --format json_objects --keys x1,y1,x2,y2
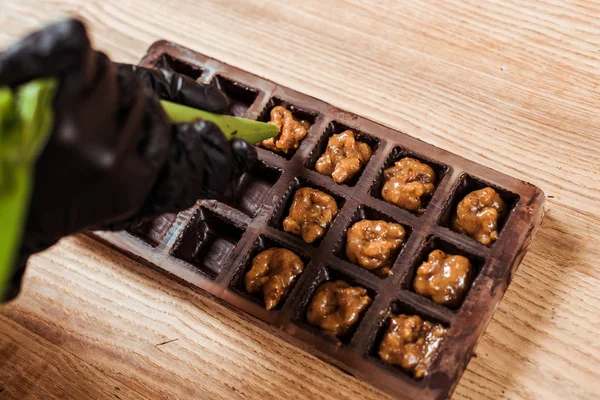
[{"x1": 0, "y1": 19, "x2": 256, "y2": 301}]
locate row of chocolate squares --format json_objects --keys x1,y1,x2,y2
[
  {"x1": 264, "y1": 106, "x2": 507, "y2": 247},
  {"x1": 283, "y1": 184, "x2": 506, "y2": 252},
  {"x1": 259, "y1": 106, "x2": 375, "y2": 184},
  {"x1": 245, "y1": 248, "x2": 448, "y2": 379},
  {"x1": 259, "y1": 105, "x2": 387, "y2": 188}
]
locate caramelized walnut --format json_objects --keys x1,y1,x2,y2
[
  {"x1": 306, "y1": 281, "x2": 372, "y2": 338},
  {"x1": 381, "y1": 157, "x2": 437, "y2": 213},
  {"x1": 244, "y1": 248, "x2": 305, "y2": 310},
  {"x1": 378, "y1": 314, "x2": 446, "y2": 378},
  {"x1": 413, "y1": 250, "x2": 472, "y2": 307},
  {"x1": 451, "y1": 187, "x2": 507, "y2": 245},
  {"x1": 345, "y1": 220, "x2": 406, "y2": 277},
  {"x1": 283, "y1": 188, "x2": 338, "y2": 243},
  {"x1": 315, "y1": 130, "x2": 373, "y2": 183},
  {"x1": 260, "y1": 106, "x2": 310, "y2": 154}
]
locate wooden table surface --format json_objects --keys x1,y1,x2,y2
[{"x1": 1, "y1": 1, "x2": 599, "y2": 399}]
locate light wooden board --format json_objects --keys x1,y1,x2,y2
[{"x1": 1, "y1": 1, "x2": 599, "y2": 399}]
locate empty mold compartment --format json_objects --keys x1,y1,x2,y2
[
  {"x1": 214, "y1": 75, "x2": 259, "y2": 117},
  {"x1": 370, "y1": 147, "x2": 449, "y2": 215},
  {"x1": 293, "y1": 265, "x2": 377, "y2": 345},
  {"x1": 306, "y1": 121, "x2": 381, "y2": 186},
  {"x1": 366, "y1": 299, "x2": 450, "y2": 380},
  {"x1": 171, "y1": 207, "x2": 245, "y2": 279},
  {"x1": 154, "y1": 53, "x2": 204, "y2": 79},
  {"x1": 228, "y1": 235, "x2": 311, "y2": 311},
  {"x1": 257, "y1": 98, "x2": 319, "y2": 159},
  {"x1": 332, "y1": 205, "x2": 412, "y2": 278},
  {"x1": 439, "y1": 174, "x2": 520, "y2": 246},
  {"x1": 127, "y1": 213, "x2": 177, "y2": 247},
  {"x1": 402, "y1": 236, "x2": 486, "y2": 310},
  {"x1": 221, "y1": 161, "x2": 282, "y2": 217},
  {"x1": 269, "y1": 177, "x2": 346, "y2": 246}
]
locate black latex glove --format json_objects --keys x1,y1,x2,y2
[{"x1": 0, "y1": 19, "x2": 256, "y2": 301}]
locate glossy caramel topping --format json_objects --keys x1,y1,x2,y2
[
  {"x1": 283, "y1": 188, "x2": 338, "y2": 243},
  {"x1": 260, "y1": 106, "x2": 310, "y2": 154},
  {"x1": 345, "y1": 220, "x2": 406, "y2": 277},
  {"x1": 451, "y1": 187, "x2": 506, "y2": 245},
  {"x1": 245, "y1": 248, "x2": 305, "y2": 310},
  {"x1": 306, "y1": 281, "x2": 372, "y2": 338},
  {"x1": 378, "y1": 314, "x2": 446, "y2": 378},
  {"x1": 381, "y1": 157, "x2": 437, "y2": 213},
  {"x1": 413, "y1": 250, "x2": 472, "y2": 307},
  {"x1": 315, "y1": 130, "x2": 373, "y2": 183}
]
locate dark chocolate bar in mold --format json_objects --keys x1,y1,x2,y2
[{"x1": 91, "y1": 41, "x2": 545, "y2": 400}]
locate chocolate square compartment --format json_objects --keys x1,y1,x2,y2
[
  {"x1": 401, "y1": 235, "x2": 486, "y2": 310},
  {"x1": 439, "y1": 173, "x2": 520, "y2": 247},
  {"x1": 370, "y1": 146, "x2": 449, "y2": 215},
  {"x1": 306, "y1": 121, "x2": 381, "y2": 186},
  {"x1": 228, "y1": 234, "x2": 311, "y2": 311},
  {"x1": 257, "y1": 97, "x2": 319, "y2": 159},
  {"x1": 213, "y1": 75, "x2": 259, "y2": 117},
  {"x1": 171, "y1": 207, "x2": 245, "y2": 279},
  {"x1": 268, "y1": 176, "x2": 346, "y2": 246},
  {"x1": 90, "y1": 41, "x2": 546, "y2": 400},
  {"x1": 154, "y1": 53, "x2": 204, "y2": 80},
  {"x1": 292, "y1": 265, "x2": 377, "y2": 345},
  {"x1": 127, "y1": 213, "x2": 177, "y2": 247},
  {"x1": 221, "y1": 161, "x2": 283, "y2": 218},
  {"x1": 366, "y1": 299, "x2": 450, "y2": 380},
  {"x1": 332, "y1": 205, "x2": 413, "y2": 278}
]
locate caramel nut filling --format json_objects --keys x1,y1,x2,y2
[
  {"x1": 413, "y1": 250, "x2": 472, "y2": 307},
  {"x1": 260, "y1": 106, "x2": 310, "y2": 154},
  {"x1": 315, "y1": 130, "x2": 373, "y2": 183},
  {"x1": 345, "y1": 220, "x2": 406, "y2": 277},
  {"x1": 451, "y1": 187, "x2": 507, "y2": 245},
  {"x1": 306, "y1": 280, "x2": 372, "y2": 338},
  {"x1": 283, "y1": 188, "x2": 338, "y2": 243},
  {"x1": 378, "y1": 314, "x2": 446, "y2": 378},
  {"x1": 381, "y1": 157, "x2": 437, "y2": 213},
  {"x1": 245, "y1": 248, "x2": 305, "y2": 310}
]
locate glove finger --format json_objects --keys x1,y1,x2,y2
[
  {"x1": 188, "y1": 120, "x2": 234, "y2": 196},
  {"x1": 129, "y1": 120, "x2": 230, "y2": 219},
  {"x1": 112, "y1": 120, "x2": 258, "y2": 228},
  {"x1": 230, "y1": 139, "x2": 257, "y2": 179},
  {"x1": 115, "y1": 64, "x2": 230, "y2": 113},
  {"x1": 0, "y1": 19, "x2": 92, "y2": 87}
]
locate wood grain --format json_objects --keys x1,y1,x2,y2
[{"x1": 0, "y1": 1, "x2": 599, "y2": 399}]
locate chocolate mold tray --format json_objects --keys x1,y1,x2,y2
[{"x1": 91, "y1": 41, "x2": 545, "y2": 400}]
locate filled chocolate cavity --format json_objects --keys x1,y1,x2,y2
[
  {"x1": 259, "y1": 106, "x2": 311, "y2": 155},
  {"x1": 451, "y1": 187, "x2": 507, "y2": 245},
  {"x1": 283, "y1": 187, "x2": 339, "y2": 244},
  {"x1": 345, "y1": 220, "x2": 406, "y2": 277},
  {"x1": 306, "y1": 280, "x2": 373, "y2": 338},
  {"x1": 413, "y1": 250, "x2": 472, "y2": 307},
  {"x1": 381, "y1": 157, "x2": 437, "y2": 213},
  {"x1": 245, "y1": 248, "x2": 305, "y2": 310},
  {"x1": 315, "y1": 130, "x2": 373, "y2": 183},
  {"x1": 378, "y1": 314, "x2": 446, "y2": 378}
]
